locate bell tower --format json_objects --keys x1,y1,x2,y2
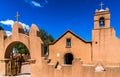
[{"x1": 92, "y1": 3, "x2": 116, "y2": 63}]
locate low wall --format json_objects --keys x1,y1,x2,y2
[{"x1": 41, "y1": 58, "x2": 120, "y2": 77}]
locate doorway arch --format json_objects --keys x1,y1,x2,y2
[
  {"x1": 64, "y1": 53, "x2": 73, "y2": 64},
  {"x1": 5, "y1": 41, "x2": 30, "y2": 58},
  {"x1": 5, "y1": 42, "x2": 30, "y2": 76}
]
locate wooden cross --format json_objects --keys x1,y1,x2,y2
[
  {"x1": 99, "y1": 2, "x2": 104, "y2": 10},
  {"x1": 15, "y1": 11, "x2": 20, "y2": 22}
]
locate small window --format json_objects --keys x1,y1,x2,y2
[
  {"x1": 66, "y1": 38, "x2": 71, "y2": 48},
  {"x1": 99, "y1": 17, "x2": 105, "y2": 26}
]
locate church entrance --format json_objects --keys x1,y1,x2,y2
[
  {"x1": 64, "y1": 53, "x2": 73, "y2": 64},
  {"x1": 5, "y1": 42, "x2": 30, "y2": 76}
]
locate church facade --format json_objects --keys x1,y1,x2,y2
[
  {"x1": 1, "y1": 6, "x2": 120, "y2": 77},
  {"x1": 47, "y1": 7, "x2": 120, "y2": 77}
]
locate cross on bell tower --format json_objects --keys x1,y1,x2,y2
[
  {"x1": 99, "y1": 2, "x2": 104, "y2": 10},
  {"x1": 15, "y1": 11, "x2": 20, "y2": 22}
]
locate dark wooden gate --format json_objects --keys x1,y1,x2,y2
[{"x1": 6, "y1": 58, "x2": 21, "y2": 76}]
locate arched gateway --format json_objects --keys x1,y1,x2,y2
[{"x1": 0, "y1": 22, "x2": 43, "y2": 77}]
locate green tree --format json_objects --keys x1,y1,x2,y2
[
  {"x1": 14, "y1": 43, "x2": 29, "y2": 55},
  {"x1": 0, "y1": 26, "x2": 4, "y2": 30},
  {"x1": 39, "y1": 29, "x2": 54, "y2": 54}
]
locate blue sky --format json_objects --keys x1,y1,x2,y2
[{"x1": 0, "y1": 0, "x2": 120, "y2": 41}]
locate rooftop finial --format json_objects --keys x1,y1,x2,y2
[
  {"x1": 15, "y1": 11, "x2": 20, "y2": 22},
  {"x1": 99, "y1": 2, "x2": 104, "y2": 10}
]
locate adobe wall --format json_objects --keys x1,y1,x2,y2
[
  {"x1": 42, "y1": 57, "x2": 120, "y2": 77},
  {"x1": 92, "y1": 27, "x2": 120, "y2": 63},
  {"x1": 0, "y1": 30, "x2": 7, "y2": 75},
  {"x1": 49, "y1": 31, "x2": 92, "y2": 64}
]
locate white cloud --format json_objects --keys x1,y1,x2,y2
[
  {"x1": 23, "y1": 0, "x2": 48, "y2": 8},
  {"x1": 19, "y1": 22, "x2": 30, "y2": 30},
  {"x1": 6, "y1": 31, "x2": 12, "y2": 36},
  {"x1": 31, "y1": 1, "x2": 42, "y2": 7},
  {"x1": 0, "y1": 19, "x2": 30, "y2": 33},
  {"x1": 0, "y1": 19, "x2": 14, "y2": 27}
]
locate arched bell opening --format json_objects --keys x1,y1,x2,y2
[{"x1": 99, "y1": 17, "x2": 105, "y2": 26}]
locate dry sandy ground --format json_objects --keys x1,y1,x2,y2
[
  {"x1": 0, "y1": 64, "x2": 31, "y2": 77},
  {"x1": 0, "y1": 75, "x2": 30, "y2": 77}
]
